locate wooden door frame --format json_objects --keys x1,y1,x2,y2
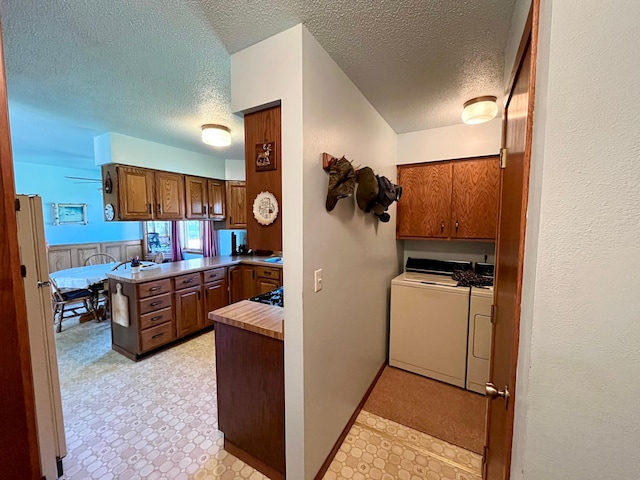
[
  {"x1": 485, "y1": 1, "x2": 539, "y2": 478},
  {"x1": 0, "y1": 21, "x2": 42, "y2": 480}
]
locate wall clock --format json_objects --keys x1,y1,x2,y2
[
  {"x1": 104, "y1": 203, "x2": 115, "y2": 221},
  {"x1": 252, "y1": 191, "x2": 279, "y2": 226}
]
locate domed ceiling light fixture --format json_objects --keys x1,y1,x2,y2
[
  {"x1": 201, "y1": 124, "x2": 231, "y2": 147},
  {"x1": 461, "y1": 96, "x2": 498, "y2": 125}
]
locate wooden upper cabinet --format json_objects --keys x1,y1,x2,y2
[
  {"x1": 226, "y1": 181, "x2": 247, "y2": 228},
  {"x1": 450, "y1": 157, "x2": 501, "y2": 239},
  {"x1": 397, "y1": 163, "x2": 453, "y2": 238},
  {"x1": 208, "y1": 179, "x2": 226, "y2": 220},
  {"x1": 185, "y1": 176, "x2": 208, "y2": 219},
  {"x1": 118, "y1": 166, "x2": 155, "y2": 220},
  {"x1": 155, "y1": 171, "x2": 185, "y2": 220}
]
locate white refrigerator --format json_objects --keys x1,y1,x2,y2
[{"x1": 15, "y1": 194, "x2": 66, "y2": 479}]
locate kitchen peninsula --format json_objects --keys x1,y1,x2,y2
[
  {"x1": 209, "y1": 290, "x2": 285, "y2": 479},
  {"x1": 105, "y1": 256, "x2": 282, "y2": 360}
]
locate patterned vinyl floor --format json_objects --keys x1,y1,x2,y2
[
  {"x1": 56, "y1": 318, "x2": 267, "y2": 480},
  {"x1": 56, "y1": 318, "x2": 481, "y2": 480}
]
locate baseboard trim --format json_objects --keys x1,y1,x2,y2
[
  {"x1": 313, "y1": 362, "x2": 387, "y2": 480},
  {"x1": 224, "y1": 438, "x2": 284, "y2": 480}
]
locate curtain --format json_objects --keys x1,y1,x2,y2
[
  {"x1": 202, "y1": 221, "x2": 220, "y2": 257},
  {"x1": 171, "y1": 221, "x2": 184, "y2": 261}
]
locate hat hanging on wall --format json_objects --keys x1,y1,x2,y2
[
  {"x1": 325, "y1": 156, "x2": 356, "y2": 211},
  {"x1": 356, "y1": 167, "x2": 403, "y2": 222}
]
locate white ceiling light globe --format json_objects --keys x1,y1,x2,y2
[
  {"x1": 201, "y1": 124, "x2": 231, "y2": 147},
  {"x1": 461, "y1": 96, "x2": 498, "y2": 125}
]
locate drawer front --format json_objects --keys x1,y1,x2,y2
[
  {"x1": 138, "y1": 278, "x2": 172, "y2": 299},
  {"x1": 203, "y1": 267, "x2": 226, "y2": 283},
  {"x1": 139, "y1": 293, "x2": 172, "y2": 315},
  {"x1": 139, "y1": 307, "x2": 172, "y2": 331},
  {"x1": 140, "y1": 322, "x2": 175, "y2": 352},
  {"x1": 255, "y1": 266, "x2": 281, "y2": 281},
  {"x1": 174, "y1": 272, "x2": 202, "y2": 290}
]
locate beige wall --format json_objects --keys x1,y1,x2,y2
[
  {"x1": 301, "y1": 28, "x2": 400, "y2": 478},
  {"x1": 513, "y1": 1, "x2": 640, "y2": 478}
]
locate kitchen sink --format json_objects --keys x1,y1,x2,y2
[{"x1": 263, "y1": 257, "x2": 283, "y2": 264}]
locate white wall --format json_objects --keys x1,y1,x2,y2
[
  {"x1": 224, "y1": 159, "x2": 245, "y2": 181},
  {"x1": 301, "y1": 28, "x2": 400, "y2": 478},
  {"x1": 513, "y1": 1, "x2": 640, "y2": 478},
  {"x1": 94, "y1": 132, "x2": 226, "y2": 178},
  {"x1": 231, "y1": 25, "x2": 306, "y2": 478},
  {"x1": 397, "y1": 119, "x2": 501, "y2": 165},
  {"x1": 397, "y1": 121, "x2": 501, "y2": 264}
]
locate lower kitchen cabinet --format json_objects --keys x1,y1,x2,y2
[
  {"x1": 228, "y1": 264, "x2": 283, "y2": 303},
  {"x1": 175, "y1": 285, "x2": 203, "y2": 337},
  {"x1": 204, "y1": 279, "x2": 229, "y2": 326}
]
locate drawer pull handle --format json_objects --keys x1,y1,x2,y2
[
  {"x1": 150, "y1": 315, "x2": 163, "y2": 322},
  {"x1": 263, "y1": 271, "x2": 272, "y2": 276},
  {"x1": 150, "y1": 286, "x2": 161, "y2": 292},
  {"x1": 150, "y1": 301, "x2": 162, "y2": 307},
  {"x1": 183, "y1": 278, "x2": 194, "y2": 284},
  {"x1": 152, "y1": 333, "x2": 164, "y2": 339}
]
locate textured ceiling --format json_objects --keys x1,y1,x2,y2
[{"x1": 1, "y1": 0, "x2": 516, "y2": 167}]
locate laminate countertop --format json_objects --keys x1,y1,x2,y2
[
  {"x1": 209, "y1": 300, "x2": 284, "y2": 341},
  {"x1": 106, "y1": 255, "x2": 283, "y2": 284}
]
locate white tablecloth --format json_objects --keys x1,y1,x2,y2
[{"x1": 50, "y1": 263, "x2": 119, "y2": 290}]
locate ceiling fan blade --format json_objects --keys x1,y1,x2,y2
[{"x1": 64, "y1": 176, "x2": 101, "y2": 182}]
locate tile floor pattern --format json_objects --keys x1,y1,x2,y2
[
  {"x1": 55, "y1": 318, "x2": 267, "y2": 479},
  {"x1": 323, "y1": 410, "x2": 482, "y2": 480}
]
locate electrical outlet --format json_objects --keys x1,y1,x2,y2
[{"x1": 314, "y1": 269, "x2": 323, "y2": 292}]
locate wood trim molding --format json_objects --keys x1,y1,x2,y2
[
  {"x1": 0, "y1": 21, "x2": 41, "y2": 480},
  {"x1": 313, "y1": 362, "x2": 387, "y2": 480},
  {"x1": 225, "y1": 439, "x2": 284, "y2": 480}
]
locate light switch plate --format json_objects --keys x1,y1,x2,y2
[{"x1": 314, "y1": 269, "x2": 323, "y2": 292}]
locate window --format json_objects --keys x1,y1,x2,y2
[
  {"x1": 145, "y1": 221, "x2": 172, "y2": 254},
  {"x1": 182, "y1": 221, "x2": 202, "y2": 253}
]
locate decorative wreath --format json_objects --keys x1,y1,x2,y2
[{"x1": 252, "y1": 191, "x2": 279, "y2": 226}]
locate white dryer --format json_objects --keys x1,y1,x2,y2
[
  {"x1": 389, "y1": 261, "x2": 471, "y2": 388},
  {"x1": 466, "y1": 286, "x2": 493, "y2": 394}
]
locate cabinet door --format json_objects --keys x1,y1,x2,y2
[
  {"x1": 155, "y1": 171, "x2": 185, "y2": 220},
  {"x1": 185, "y1": 176, "x2": 209, "y2": 219},
  {"x1": 204, "y1": 279, "x2": 229, "y2": 326},
  {"x1": 118, "y1": 166, "x2": 155, "y2": 220},
  {"x1": 450, "y1": 157, "x2": 500, "y2": 239},
  {"x1": 242, "y1": 266, "x2": 257, "y2": 299},
  {"x1": 175, "y1": 285, "x2": 203, "y2": 337},
  {"x1": 228, "y1": 265, "x2": 244, "y2": 304},
  {"x1": 257, "y1": 278, "x2": 280, "y2": 295},
  {"x1": 208, "y1": 179, "x2": 226, "y2": 220},
  {"x1": 396, "y1": 163, "x2": 453, "y2": 238},
  {"x1": 226, "y1": 181, "x2": 247, "y2": 228}
]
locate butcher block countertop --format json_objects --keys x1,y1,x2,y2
[
  {"x1": 209, "y1": 300, "x2": 284, "y2": 341},
  {"x1": 106, "y1": 255, "x2": 282, "y2": 284}
]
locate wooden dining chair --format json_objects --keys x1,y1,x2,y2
[
  {"x1": 84, "y1": 253, "x2": 118, "y2": 320},
  {"x1": 84, "y1": 253, "x2": 117, "y2": 265},
  {"x1": 49, "y1": 277, "x2": 98, "y2": 333}
]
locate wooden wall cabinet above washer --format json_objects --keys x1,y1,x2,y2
[{"x1": 396, "y1": 156, "x2": 500, "y2": 241}]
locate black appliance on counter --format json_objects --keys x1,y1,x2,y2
[{"x1": 249, "y1": 287, "x2": 284, "y2": 308}]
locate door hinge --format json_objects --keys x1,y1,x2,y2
[
  {"x1": 500, "y1": 148, "x2": 508, "y2": 169},
  {"x1": 491, "y1": 304, "x2": 497, "y2": 324},
  {"x1": 15, "y1": 197, "x2": 21, "y2": 211},
  {"x1": 20, "y1": 265, "x2": 27, "y2": 277}
]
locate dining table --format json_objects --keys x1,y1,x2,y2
[{"x1": 49, "y1": 263, "x2": 120, "y2": 290}]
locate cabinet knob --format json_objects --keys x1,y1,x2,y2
[
  {"x1": 441, "y1": 221, "x2": 445, "y2": 232},
  {"x1": 157, "y1": 203, "x2": 162, "y2": 215},
  {"x1": 455, "y1": 220, "x2": 459, "y2": 233}
]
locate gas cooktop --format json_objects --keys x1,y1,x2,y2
[{"x1": 249, "y1": 286, "x2": 284, "y2": 308}]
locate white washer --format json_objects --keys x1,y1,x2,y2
[
  {"x1": 466, "y1": 286, "x2": 493, "y2": 394},
  {"x1": 389, "y1": 272, "x2": 470, "y2": 388}
]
